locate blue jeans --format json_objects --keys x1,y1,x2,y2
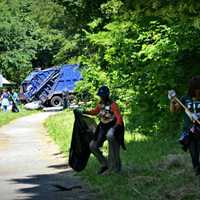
[{"x1": 2, "y1": 105, "x2": 8, "y2": 112}]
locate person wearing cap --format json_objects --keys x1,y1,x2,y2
[{"x1": 83, "y1": 86, "x2": 125, "y2": 175}]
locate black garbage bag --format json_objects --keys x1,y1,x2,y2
[
  {"x1": 68, "y1": 110, "x2": 97, "y2": 172},
  {"x1": 9, "y1": 95, "x2": 19, "y2": 113},
  {"x1": 11, "y1": 100, "x2": 19, "y2": 113}
]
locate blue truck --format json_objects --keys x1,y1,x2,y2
[{"x1": 19, "y1": 64, "x2": 82, "y2": 107}]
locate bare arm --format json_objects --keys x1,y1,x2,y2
[
  {"x1": 84, "y1": 104, "x2": 100, "y2": 115},
  {"x1": 170, "y1": 98, "x2": 182, "y2": 112}
]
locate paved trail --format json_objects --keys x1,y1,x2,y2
[{"x1": 0, "y1": 112, "x2": 94, "y2": 200}]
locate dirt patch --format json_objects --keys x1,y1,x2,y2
[
  {"x1": 131, "y1": 175, "x2": 160, "y2": 186},
  {"x1": 164, "y1": 183, "x2": 200, "y2": 200},
  {"x1": 156, "y1": 154, "x2": 189, "y2": 171}
]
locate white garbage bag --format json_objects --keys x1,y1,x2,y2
[{"x1": 24, "y1": 101, "x2": 41, "y2": 110}]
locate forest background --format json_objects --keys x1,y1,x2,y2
[{"x1": 1, "y1": 0, "x2": 200, "y2": 134}]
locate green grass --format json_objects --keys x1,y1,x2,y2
[
  {"x1": 44, "y1": 109, "x2": 74, "y2": 155},
  {"x1": 45, "y1": 110, "x2": 200, "y2": 200},
  {"x1": 0, "y1": 105, "x2": 37, "y2": 127}
]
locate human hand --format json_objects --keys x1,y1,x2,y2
[
  {"x1": 168, "y1": 90, "x2": 176, "y2": 100},
  {"x1": 107, "y1": 127, "x2": 115, "y2": 137},
  {"x1": 191, "y1": 113, "x2": 198, "y2": 121},
  {"x1": 185, "y1": 110, "x2": 199, "y2": 121}
]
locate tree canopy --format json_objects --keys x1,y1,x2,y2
[{"x1": 1, "y1": 0, "x2": 200, "y2": 132}]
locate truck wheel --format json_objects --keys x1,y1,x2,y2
[{"x1": 50, "y1": 96, "x2": 63, "y2": 107}]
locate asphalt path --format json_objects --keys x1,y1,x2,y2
[{"x1": 0, "y1": 112, "x2": 94, "y2": 200}]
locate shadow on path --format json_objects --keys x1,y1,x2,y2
[{"x1": 9, "y1": 166, "x2": 94, "y2": 200}]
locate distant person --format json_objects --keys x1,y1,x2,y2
[
  {"x1": 168, "y1": 76, "x2": 200, "y2": 175},
  {"x1": 12, "y1": 89, "x2": 19, "y2": 104},
  {"x1": 9, "y1": 89, "x2": 19, "y2": 113},
  {"x1": 83, "y1": 86, "x2": 126, "y2": 175},
  {"x1": 0, "y1": 90, "x2": 2, "y2": 107},
  {"x1": 0, "y1": 89, "x2": 10, "y2": 112}
]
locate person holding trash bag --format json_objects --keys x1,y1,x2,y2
[
  {"x1": 83, "y1": 85, "x2": 126, "y2": 175},
  {"x1": 168, "y1": 76, "x2": 200, "y2": 175}
]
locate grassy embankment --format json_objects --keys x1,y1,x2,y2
[
  {"x1": 0, "y1": 106, "x2": 37, "y2": 127},
  {"x1": 45, "y1": 110, "x2": 200, "y2": 200}
]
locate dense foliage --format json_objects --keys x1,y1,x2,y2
[
  {"x1": 76, "y1": 0, "x2": 200, "y2": 133},
  {"x1": 1, "y1": 0, "x2": 200, "y2": 133}
]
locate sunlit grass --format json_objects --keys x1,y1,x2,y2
[
  {"x1": 125, "y1": 131, "x2": 149, "y2": 142},
  {"x1": 0, "y1": 105, "x2": 37, "y2": 127},
  {"x1": 44, "y1": 109, "x2": 74, "y2": 155}
]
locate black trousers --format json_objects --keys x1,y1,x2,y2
[{"x1": 188, "y1": 139, "x2": 200, "y2": 169}]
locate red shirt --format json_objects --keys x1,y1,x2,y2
[{"x1": 86, "y1": 101, "x2": 123, "y2": 126}]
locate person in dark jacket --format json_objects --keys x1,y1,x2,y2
[
  {"x1": 84, "y1": 85, "x2": 125, "y2": 175},
  {"x1": 169, "y1": 76, "x2": 200, "y2": 175}
]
